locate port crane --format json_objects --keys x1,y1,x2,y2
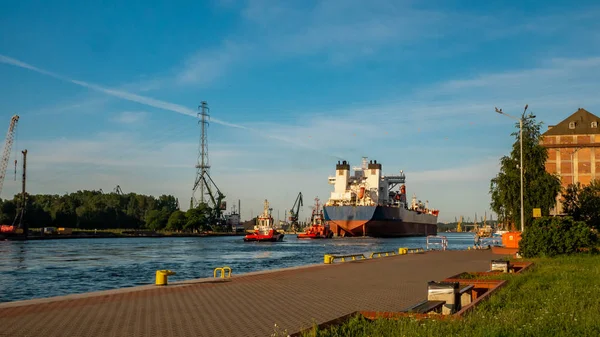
[
  {"x1": 0, "y1": 115, "x2": 19, "y2": 199},
  {"x1": 288, "y1": 192, "x2": 303, "y2": 232},
  {"x1": 202, "y1": 175, "x2": 226, "y2": 226}
]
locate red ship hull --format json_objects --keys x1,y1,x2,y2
[
  {"x1": 243, "y1": 232, "x2": 284, "y2": 242},
  {"x1": 297, "y1": 231, "x2": 333, "y2": 239}
]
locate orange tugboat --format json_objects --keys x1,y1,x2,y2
[
  {"x1": 244, "y1": 199, "x2": 284, "y2": 242},
  {"x1": 297, "y1": 198, "x2": 333, "y2": 239}
]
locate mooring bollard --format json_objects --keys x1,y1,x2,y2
[{"x1": 155, "y1": 270, "x2": 176, "y2": 286}]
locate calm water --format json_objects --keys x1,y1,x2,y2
[{"x1": 0, "y1": 232, "x2": 479, "y2": 303}]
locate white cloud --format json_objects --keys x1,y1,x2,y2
[
  {"x1": 2, "y1": 133, "x2": 500, "y2": 223},
  {"x1": 1, "y1": 131, "x2": 252, "y2": 198},
  {"x1": 235, "y1": 0, "x2": 452, "y2": 63},
  {"x1": 409, "y1": 158, "x2": 500, "y2": 184},
  {"x1": 112, "y1": 111, "x2": 147, "y2": 124},
  {"x1": 0, "y1": 54, "x2": 325, "y2": 153},
  {"x1": 175, "y1": 41, "x2": 245, "y2": 85},
  {"x1": 434, "y1": 57, "x2": 600, "y2": 94}
]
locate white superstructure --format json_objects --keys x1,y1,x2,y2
[{"x1": 325, "y1": 157, "x2": 438, "y2": 215}]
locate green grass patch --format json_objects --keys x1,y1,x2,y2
[{"x1": 301, "y1": 255, "x2": 600, "y2": 337}]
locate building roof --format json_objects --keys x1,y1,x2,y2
[{"x1": 542, "y1": 108, "x2": 600, "y2": 136}]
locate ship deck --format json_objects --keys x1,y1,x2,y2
[{"x1": 0, "y1": 249, "x2": 495, "y2": 337}]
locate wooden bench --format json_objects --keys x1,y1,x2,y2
[{"x1": 402, "y1": 300, "x2": 446, "y2": 314}]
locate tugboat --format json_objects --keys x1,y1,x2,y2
[
  {"x1": 244, "y1": 199, "x2": 285, "y2": 242},
  {"x1": 297, "y1": 198, "x2": 333, "y2": 239}
]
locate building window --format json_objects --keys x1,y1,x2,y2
[
  {"x1": 592, "y1": 121, "x2": 598, "y2": 128},
  {"x1": 569, "y1": 122, "x2": 576, "y2": 129}
]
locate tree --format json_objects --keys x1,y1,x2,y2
[
  {"x1": 145, "y1": 209, "x2": 170, "y2": 230},
  {"x1": 490, "y1": 112, "x2": 561, "y2": 229},
  {"x1": 185, "y1": 205, "x2": 210, "y2": 232},
  {"x1": 166, "y1": 210, "x2": 186, "y2": 232},
  {"x1": 562, "y1": 180, "x2": 600, "y2": 230},
  {"x1": 519, "y1": 216, "x2": 598, "y2": 258},
  {"x1": 0, "y1": 190, "x2": 182, "y2": 229}
]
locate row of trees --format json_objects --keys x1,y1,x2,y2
[{"x1": 0, "y1": 190, "x2": 220, "y2": 232}]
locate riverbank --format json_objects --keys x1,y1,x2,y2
[
  {"x1": 0, "y1": 249, "x2": 494, "y2": 337},
  {"x1": 302, "y1": 254, "x2": 600, "y2": 337},
  {"x1": 0, "y1": 233, "x2": 478, "y2": 303},
  {"x1": 1, "y1": 230, "x2": 245, "y2": 241}
]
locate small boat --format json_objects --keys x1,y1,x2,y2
[
  {"x1": 297, "y1": 197, "x2": 333, "y2": 239},
  {"x1": 244, "y1": 199, "x2": 284, "y2": 242}
]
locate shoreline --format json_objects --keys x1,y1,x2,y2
[{"x1": 1, "y1": 232, "x2": 246, "y2": 241}]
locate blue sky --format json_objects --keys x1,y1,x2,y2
[{"x1": 1, "y1": 0, "x2": 600, "y2": 223}]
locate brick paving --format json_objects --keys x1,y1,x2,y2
[{"x1": 0, "y1": 249, "x2": 494, "y2": 337}]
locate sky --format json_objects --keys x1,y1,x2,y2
[{"x1": 1, "y1": 0, "x2": 600, "y2": 223}]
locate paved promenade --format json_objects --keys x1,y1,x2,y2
[{"x1": 0, "y1": 249, "x2": 494, "y2": 337}]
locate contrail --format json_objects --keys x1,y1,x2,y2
[{"x1": 0, "y1": 54, "x2": 343, "y2": 159}]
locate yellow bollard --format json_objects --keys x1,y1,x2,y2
[
  {"x1": 398, "y1": 248, "x2": 408, "y2": 255},
  {"x1": 155, "y1": 270, "x2": 176, "y2": 286},
  {"x1": 214, "y1": 266, "x2": 233, "y2": 278},
  {"x1": 221, "y1": 266, "x2": 232, "y2": 278},
  {"x1": 324, "y1": 254, "x2": 334, "y2": 264}
]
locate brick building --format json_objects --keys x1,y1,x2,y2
[{"x1": 541, "y1": 108, "x2": 600, "y2": 214}]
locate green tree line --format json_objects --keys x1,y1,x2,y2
[{"x1": 0, "y1": 190, "x2": 217, "y2": 232}]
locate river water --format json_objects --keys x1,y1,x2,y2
[{"x1": 0, "y1": 232, "x2": 481, "y2": 303}]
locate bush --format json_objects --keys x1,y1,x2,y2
[{"x1": 519, "y1": 216, "x2": 598, "y2": 258}]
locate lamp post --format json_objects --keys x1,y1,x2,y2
[{"x1": 495, "y1": 104, "x2": 534, "y2": 232}]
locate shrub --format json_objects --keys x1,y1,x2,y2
[{"x1": 519, "y1": 216, "x2": 598, "y2": 258}]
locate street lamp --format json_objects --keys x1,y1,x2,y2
[{"x1": 495, "y1": 104, "x2": 534, "y2": 232}]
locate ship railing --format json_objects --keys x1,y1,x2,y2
[{"x1": 426, "y1": 235, "x2": 448, "y2": 251}]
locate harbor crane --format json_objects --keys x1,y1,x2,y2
[
  {"x1": 0, "y1": 115, "x2": 19, "y2": 199},
  {"x1": 288, "y1": 192, "x2": 303, "y2": 231}
]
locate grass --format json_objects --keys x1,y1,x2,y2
[{"x1": 301, "y1": 254, "x2": 600, "y2": 337}]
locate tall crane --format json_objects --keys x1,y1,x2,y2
[
  {"x1": 0, "y1": 115, "x2": 19, "y2": 198},
  {"x1": 288, "y1": 192, "x2": 303, "y2": 231}
]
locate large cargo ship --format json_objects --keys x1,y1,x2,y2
[{"x1": 323, "y1": 157, "x2": 439, "y2": 237}]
